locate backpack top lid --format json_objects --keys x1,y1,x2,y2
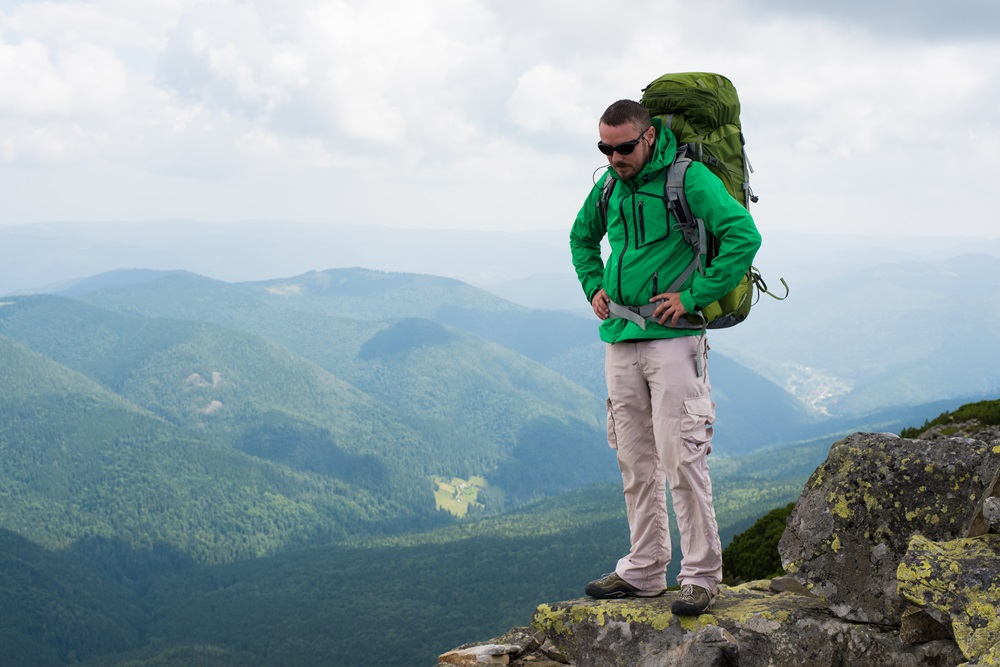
[
  {"x1": 640, "y1": 72, "x2": 741, "y2": 134},
  {"x1": 639, "y1": 71, "x2": 749, "y2": 208}
]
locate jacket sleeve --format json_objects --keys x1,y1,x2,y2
[
  {"x1": 569, "y1": 184, "x2": 607, "y2": 304},
  {"x1": 679, "y1": 162, "x2": 762, "y2": 314}
]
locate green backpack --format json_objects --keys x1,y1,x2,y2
[
  {"x1": 601, "y1": 72, "x2": 786, "y2": 330},
  {"x1": 641, "y1": 71, "x2": 755, "y2": 209}
]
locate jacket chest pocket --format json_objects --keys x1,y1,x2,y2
[{"x1": 621, "y1": 191, "x2": 671, "y2": 249}]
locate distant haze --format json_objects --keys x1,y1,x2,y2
[
  {"x1": 3, "y1": 221, "x2": 997, "y2": 422},
  {"x1": 3, "y1": 220, "x2": 998, "y2": 300}
]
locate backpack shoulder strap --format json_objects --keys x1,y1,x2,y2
[
  {"x1": 664, "y1": 149, "x2": 699, "y2": 247},
  {"x1": 664, "y1": 150, "x2": 707, "y2": 292},
  {"x1": 596, "y1": 172, "x2": 616, "y2": 232}
]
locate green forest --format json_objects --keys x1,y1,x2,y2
[
  {"x1": 0, "y1": 269, "x2": 994, "y2": 666},
  {"x1": 0, "y1": 481, "x2": 797, "y2": 667}
]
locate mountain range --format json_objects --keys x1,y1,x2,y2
[
  {"x1": 4, "y1": 220, "x2": 998, "y2": 418},
  {"x1": 1, "y1": 236, "x2": 997, "y2": 665}
]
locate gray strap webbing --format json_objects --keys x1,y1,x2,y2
[
  {"x1": 696, "y1": 333, "x2": 707, "y2": 378},
  {"x1": 666, "y1": 256, "x2": 699, "y2": 293},
  {"x1": 665, "y1": 156, "x2": 696, "y2": 246},
  {"x1": 665, "y1": 155, "x2": 706, "y2": 292},
  {"x1": 607, "y1": 300, "x2": 659, "y2": 330}
]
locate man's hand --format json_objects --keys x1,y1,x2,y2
[
  {"x1": 650, "y1": 292, "x2": 688, "y2": 326},
  {"x1": 591, "y1": 288, "x2": 610, "y2": 319}
]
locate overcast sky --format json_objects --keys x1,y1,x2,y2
[{"x1": 2, "y1": 0, "x2": 999, "y2": 238}]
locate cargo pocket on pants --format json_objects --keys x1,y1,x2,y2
[
  {"x1": 606, "y1": 398, "x2": 619, "y2": 450},
  {"x1": 680, "y1": 396, "x2": 715, "y2": 462}
]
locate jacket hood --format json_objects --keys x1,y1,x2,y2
[{"x1": 649, "y1": 116, "x2": 678, "y2": 168}]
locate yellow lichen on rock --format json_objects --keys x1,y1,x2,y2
[
  {"x1": 533, "y1": 599, "x2": 674, "y2": 633},
  {"x1": 862, "y1": 491, "x2": 881, "y2": 511},
  {"x1": 609, "y1": 602, "x2": 674, "y2": 632},
  {"x1": 832, "y1": 496, "x2": 852, "y2": 519},
  {"x1": 532, "y1": 603, "x2": 570, "y2": 636},
  {"x1": 955, "y1": 592, "x2": 1000, "y2": 665},
  {"x1": 898, "y1": 534, "x2": 1000, "y2": 665}
]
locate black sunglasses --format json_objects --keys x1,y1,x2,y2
[{"x1": 597, "y1": 131, "x2": 647, "y2": 156}]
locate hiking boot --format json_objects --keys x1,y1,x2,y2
[
  {"x1": 585, "y1": 572, "x2": 665, "y2": 599},
  {"x1": 671, "y1": 584, "x2": 715, "y2": 615}
]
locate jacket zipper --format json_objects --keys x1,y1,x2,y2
[
  {"x1": 638, "y1": 200, "x2": 646, "y2": 246},
  {"x1": 616, "y1": 194, "x2": 628, "y2": 303}
]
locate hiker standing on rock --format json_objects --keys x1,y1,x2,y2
[{"x1": 570, "y1": 99, "x2": 761, "y2": 615}]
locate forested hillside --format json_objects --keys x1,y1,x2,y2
[
  {"x1": 0, "y1": 334, "x2": 415, "y2": 563},
  {"x1": 1, "y1": 268, "x2": 985, "y2": 666},
  {"x1": 69, "y1": 267, "x2": 821, "y2": 454},
  {"x1": 1, "y1": 432, "x2": 824, "y2": 667},
  {"x1": 0, "y1": 290, "x2": 614, "y2": 524}
]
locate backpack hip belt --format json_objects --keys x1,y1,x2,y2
[{"x1": 607, "y1": 300, "x2": 660, "y2": 330}]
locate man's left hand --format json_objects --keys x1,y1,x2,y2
[{"x1": 650, "y1": 292, "x2": 688, "y2": 327}]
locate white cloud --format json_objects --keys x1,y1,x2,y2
[
  {"x1": 744, "y1": 25, "x2": 1000, "y2": 157},
  {"x1": 1, "y1": 121, "x2": 93, "y2": 163},
  {"x1": 235, "y1": 126, "x2": 333, "y2": 169},
  {"x1": 0, "y1": 37, "x2": 129, "y2": 117},
  {"x1": 293, "y1": 0, "x2": 502, "y2": 148},
  {"x1": 2, "y1": 1, "x2": 162, "y2": 49},
  {"x1": 507, "y1": 64, "x2": 594, "y2": 136},
  {"x1": 0, "y1": 0, "x2": 998, "y2": 238}
]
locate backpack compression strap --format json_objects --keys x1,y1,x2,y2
[{"x1": 663, "y1": 153, "x2": 707, "y2": 293}]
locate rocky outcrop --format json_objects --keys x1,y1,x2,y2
[
  {"x1": 530, "y1": 581, "x2": 962, "y2": 667},
  {"x1": 914, "y1": 419, "x2": 1000, "y2": 443},
  {"x1": 777, "y1": 432, "x2": 1000, "y2": 625},
  {"x1": 437, "y1": 627, "x2": 567, "y2": 666},
  {"x1": 436, "y1": 429, "x2": 1000, "y2": 667}
]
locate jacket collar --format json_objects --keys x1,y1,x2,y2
[{"x1": 609, "y1": 116, "x2": 678, "y2": 187}]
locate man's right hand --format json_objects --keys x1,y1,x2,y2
[{"x1": 591, "y1": 288, "x2": 610, "y2": 320}]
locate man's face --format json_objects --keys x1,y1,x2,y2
[{"x1": 598, "y1": 122, "x2": 654, "y2": 182}]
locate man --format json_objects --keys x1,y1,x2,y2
[{"x1": 569, "y1": 99, "x2": 761, "y2": 615}]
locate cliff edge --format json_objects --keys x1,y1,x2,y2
[{"x1": 437, "y1": 426, "x2": 1000, "y2": 667}]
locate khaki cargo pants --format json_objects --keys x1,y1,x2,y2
[{"x1": 605, "y1": 336, "x2": 723, "y2": 593}]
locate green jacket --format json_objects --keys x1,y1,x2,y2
[{"x1": 570, "y1": 119, "x2": 762, "y2": 344}]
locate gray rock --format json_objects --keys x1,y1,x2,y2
[
  {"x1": 437, "y1": 643, "x2": 516, "y2": 665},
  {"x1": 643, "y1": 626, "x2": 738, "y2": 667},
  {"x1": 777, "y1": 432, "x2": 1000, "y2": 625},
  {"x1": 531, "y1": 585, "x2": 964, "y2": 667},
  {"x1": 898, "y1": 533, "x2": 1000, "y2": 665},
  {"x1": 899, "y1": 607, "x2": 952, "y2": 644},
  {"x1": 437, "y1": 626, "x2": 566, "y2": 666},
  {"x1": 983, "y1": 496, "x2": 1000, "y2": 532},
  {"x1": 768, "y1": 575, "x2": 815, "y2": 597},
  {"x1": 917, "y1": 420, "x2": 1000, "y2": 443}
]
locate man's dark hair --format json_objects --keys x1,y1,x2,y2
[{"x1": 600, "y1": 99, "x2": 651, "y2": 131}]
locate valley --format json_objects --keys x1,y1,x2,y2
[{"x1": 0, "y1": 264, "x2": 995, "y2": 666}]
